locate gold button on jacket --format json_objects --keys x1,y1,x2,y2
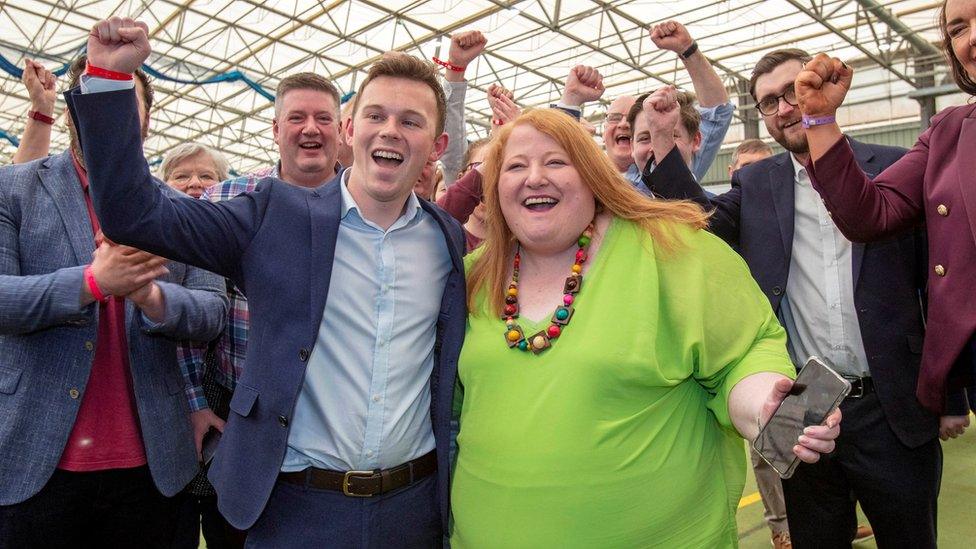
[
  {"x1": 937, "y1": 204, "x2": 948, "y2": 216},
  {"x1": 934, "y1": 265, "x2": 946, "y2": 277}
]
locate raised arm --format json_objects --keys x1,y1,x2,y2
[
  {"x1": 554, "y1": 65, "x2": 605, "y2": 119},
  {"x1": 12, "y1": 60, "x2": 57, "y2": 164},
  {"x1": 797, "y1": 54, "x2": 924, "y2": 241},
  {"x1": 649, "y1": 21, "x2": 728, "y2": 108},
  {"x1": 440, "y1": 30, "x2": 487, "y2": 184},
  {"x1": 67, "y1": 17, "x2": 267, "y2": 279}
]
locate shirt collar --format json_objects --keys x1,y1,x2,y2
[
  {"x1": 338, "y1": 169, "x2": 423, "y2": 229},
  {"x1": 789, "y1": 153, "x2": 808, "y2": 185}
]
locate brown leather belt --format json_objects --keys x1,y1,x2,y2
[{"x1": 278, "y1": 451, "x2": 436, "y2": 497}]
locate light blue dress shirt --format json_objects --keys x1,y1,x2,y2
[
  {"x1": 281, "y1": 171, "x2": 452, "y2": 472},
  {"x1": 779, "y1": 155, "x2": 871, "y2": 377}
]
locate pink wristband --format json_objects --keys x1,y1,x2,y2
[{"x1": 84, "y1": 265, "x2": 108, "y2": 302}]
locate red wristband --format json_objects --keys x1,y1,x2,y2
[
  {"x1": 85, "y1": 61, "x2": 134, "y2": 81},
  {"x1": 84, "y1": 265, "x2": 108, "y2": 302},
  {"x1": 432, "y1": 57, "x2": 466, "y2": 72},
  {"x1": 28, "y1": 110, "x2": 55, "y2": 125}
]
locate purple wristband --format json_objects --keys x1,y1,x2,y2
[{"x1": 801, "y1": 114, "x2": 836, "y2": 129}]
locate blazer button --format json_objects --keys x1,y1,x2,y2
[
  {"x1": 278, "y1": 415, "x2": 289, "y2": 427},
  {"x1": 937, "y1": 204, "x2": 948, "y2": 216},
  {"x1": 84, "y1": 341, "x2": 94, "y2": 352},
  {"x1": 298, "y1": 348, "x2": 310, "y2": 362},
  {"x1": 934, "y1": 265, "x2": 946, "y2": 277},
  {"x1": 772, "y1": 286, "x2": 783, "y2": 296},
  {"x1": 68, "y1": 388, "x2": 80, "y2": 399}
]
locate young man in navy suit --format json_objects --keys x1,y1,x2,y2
[{"x1": 69, "y1": 16, "x2": 466, "y2": 548}]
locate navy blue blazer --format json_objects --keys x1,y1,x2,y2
[
  {"x1": 646, "y1": 140, "x2": 948, "y2": 448},
  {"x1": 0, "y1": 152, "x2": 227, "y2": 505},
  {"x1": 66, "y1": 88, "x2": 467, "y2": 530}
]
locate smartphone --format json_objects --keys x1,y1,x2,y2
[
  {"x1": 752, "y1": 357, "x2": 850, "y2": 479},
  {"x1": 201, "y1": 428, "x2": 222, "y2": 465}
]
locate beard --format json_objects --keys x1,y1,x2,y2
[{"x1": 770, "y1": 123, "x2": 809, "y2": 155}]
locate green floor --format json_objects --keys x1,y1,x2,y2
[{"x1": 736, "y1": 416, "x2": 976, "y2": 548}]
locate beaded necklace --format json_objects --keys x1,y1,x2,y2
[{"x1": 502, "y1": 222, "x2": 595, "y2": 353}]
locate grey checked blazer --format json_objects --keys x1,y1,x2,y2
[{"x1": 0, "y1": 151, "x2": 227, "y2": 505}]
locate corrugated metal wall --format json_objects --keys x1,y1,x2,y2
[{"x1": 699, "y1": 121, "x2": 923, "y2": 188}]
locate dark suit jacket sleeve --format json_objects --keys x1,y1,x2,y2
[
  {"x1": 65, "y1": 87, "x2": 266, "y2": 280},
  {"x1": 644, "y1": 146, "x2": 742, "y2": 246},
  {"x1": 807, "y1": 131, "x2": 929, "y2": 242}
]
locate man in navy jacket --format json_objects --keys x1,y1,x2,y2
[
  {"x1": 69, "y1": 17, "x2": 466, "y2": 548},
  {"x1": 644, "y1": 49, "x2": 968, "y2": 549}
]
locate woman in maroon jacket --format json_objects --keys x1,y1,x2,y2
[{"x1": 796, "y1": 0, "x2": 976, "y2": 414}]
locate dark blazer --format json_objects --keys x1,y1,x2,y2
[
  {"x1": 0, "y1": 152, "x2": 227, "y2": 505},
  {"x1": 65, "y1": 88, "x2": 467, "y2": 531},
  {"x1": 808, "y1": 104, "x2": 976, "y2": 413},
  {"x1": 646, "y1": 141, "x2": 945, "y2": 447}
]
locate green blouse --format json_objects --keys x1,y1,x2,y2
[{"x1": 450, "y1": 217, "x2": 795, "y2": 548}]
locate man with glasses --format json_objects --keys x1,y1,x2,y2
[{"x1": 645, "y1": 47, "x2": 969, "y2": 548}]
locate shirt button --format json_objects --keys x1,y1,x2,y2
[
  {"x1": 934, "y1": 264, "x2": 946, "y2": 277},
  {"x1": 372, "y1": 395, "x2": 381, "y2": 403},
  {"x1": 84, "y1": 341, "x2": 94, "y2": 352},
  {"x1": 937, "y1": 204, "x2": 948, "y2": 216},
  {"x1": 278, "y1": 415, "x2": 289, "y2": 427},
  {"x1": 298, "y1": 348, "x2": 309, "y2": 362},
  {"x1": 366, "y1": 450, "x2": 374, "y2": 457},
  {"x1": 68, "y1": 388, "x2": 80, "y2": 399},
  {"x1": 772, "y1": 286, "x2": 783, "y2": 296}
]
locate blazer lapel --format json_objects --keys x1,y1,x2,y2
[
  {"x1": 768, "y1": 155, "x2": 796, "y2": 260},
  {"x1": 38, "y1": 153, "x2": 95, "y2": 264},
  {"x1": 957, "y1": 117, "x2": 976, "y2": 248},
  {"x1": 306, "y1": 176, "x2": 343, "y2": 343}
]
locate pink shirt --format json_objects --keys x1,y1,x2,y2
[{"x1": 57, "y1": 154, "x2": 147, "y2": 471}]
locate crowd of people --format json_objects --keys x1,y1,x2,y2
[{"x1": 0, "y1": 1, "x2": 973, "y2": 547}]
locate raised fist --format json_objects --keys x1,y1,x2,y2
[
  {"x1": 641, "y1": 85, "x2": 680, "y2": 137},
  {"x1": 562, "y1": 65, "x2": 605, "y2": 106},
  {"x1": 22, "y1": 59, "x2": 57, "y2": 115},
  {"x1": 795, "y1": 53, "x2": 853, "y2": 117},
  {"x1": 649, "y1": 21, "x2": 694, "y2": 54},
  {"x1": 448, "y1": 30, "x2": 487, "y2": 68},
  {"x1": 87, "y1": 17, "x2": 151, "y2": 74}
]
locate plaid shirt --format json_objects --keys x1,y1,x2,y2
[{"x1": 176, "y1": 165, "x2": 277, "y2": 410}]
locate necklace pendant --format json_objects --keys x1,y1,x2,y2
[
  {"x1": 526, "y1": 330, "x2": 552, "y2": 354},
  {"x1": 551, "y1": 305, "x2": 574, "y2": 326},
  {"x1": 563, "y1": 275, "x2": 582, "y2": 295}
]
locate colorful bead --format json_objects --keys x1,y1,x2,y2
[
  {"x1": 563, "y1": 294, "x2": 574, "y2": 305},
  {"x1": 507, "y1": 287, "x2": 518, "y2": 297},
  {"x1": 505, "y1": 295, "x2": 517, "y2": 304},
  {"x1": 547, "y1": 325, "x2": 561, "y2": 338},
  {"x1": 578, "y1": 235, "x2": 591, "y2": 247},
  {"x1": 555, "y1": 308, "x2": 569, "y2": 320},
  {"x1": 518, "y1": 340, "x2": 528, "y2": 351},
  {"x1": 504, "y1": 304, "x2": 517, "y2": 316},
  {"x1": 571, "y1": 264, "x2": 582, "y2": 274},
  {"x1": 506, "y1": 330, "x2": 521, "y2": 342},
  {"x1": 576, "y1": 250, "x2": 587, "y2": 263}
]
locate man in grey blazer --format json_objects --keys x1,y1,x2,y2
[{"x1": 0, "y1": 57, "x2": 227, "y2": 548}]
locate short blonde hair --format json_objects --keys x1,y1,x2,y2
[
  {"x1": 159, "y1": 142, "x2": 231, "y2": 183},
  {"x1": 467, "y1": 108, "x2": 710, "y2": 315}
]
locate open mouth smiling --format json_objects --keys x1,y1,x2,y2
[
  {"x1": 372, "y1": 149, "x2": 404, "y2": 167},
  {"x1": 523, "y1": 196, "x2": 559, "y2": 211}
]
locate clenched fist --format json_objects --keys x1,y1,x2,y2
[
  {"x1": 87, "y1": 17, "x2": 151, "y2": 75},
  {"x1": 795, "y1": 53, "x2": 854, "y2": 117}
]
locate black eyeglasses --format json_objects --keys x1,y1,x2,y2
[{"x1": 755, "y1": 85, "x2": 797, "y2": 116}]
